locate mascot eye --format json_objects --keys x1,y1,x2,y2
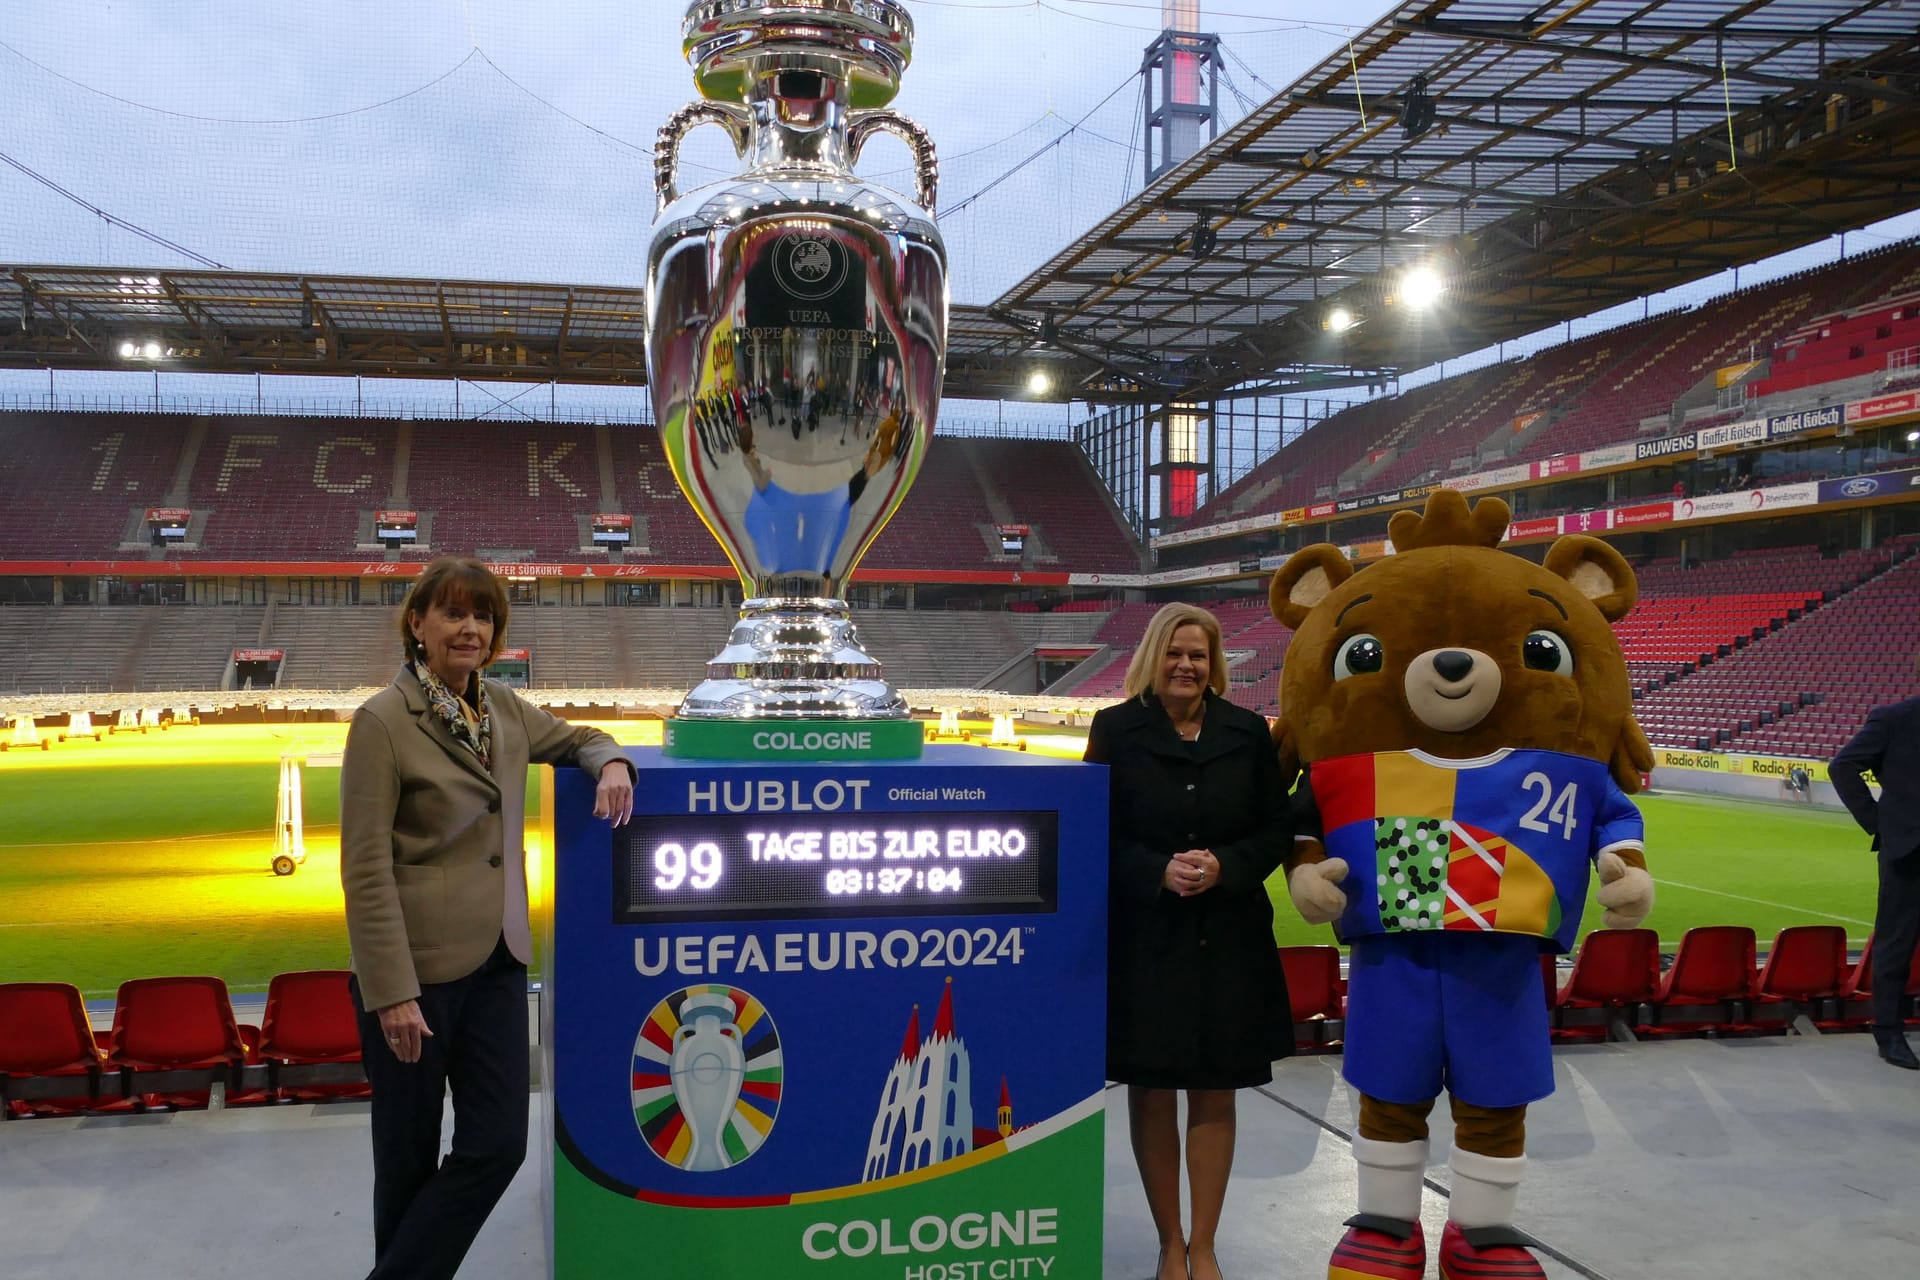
[
  {"x1": 1523, "y1": 630, "x2": 1574, "y2": 675},
  {"x1": 1333, "y1": 634, "x2": 1385, "y2": 680}
]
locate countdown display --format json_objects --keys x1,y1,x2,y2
[{"x1": 612, "y1": 809, "x2": 1058, "y2": 923}]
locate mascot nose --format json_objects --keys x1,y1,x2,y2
[{"x1": 1431, "y1": 650, "x2": 1475, "y2": 683}]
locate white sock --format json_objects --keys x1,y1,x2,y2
[
  {"x1": 1448, "y1": 1148, "x2": 1526, "y2": 1229},
  {"x1": 1353, "y1": 1136, "x2": 1429, "y2": 1224}
]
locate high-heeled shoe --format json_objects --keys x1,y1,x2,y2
[{"x1": 1187, "y1": 1243, "x2": 1226, "y2": 1280}]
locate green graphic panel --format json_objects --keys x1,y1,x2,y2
[{"x1": 554, "y1": 1111, "x2": 1103, "y2": 1278}]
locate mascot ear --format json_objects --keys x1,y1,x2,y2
[
  {"x1": 1270, "y1": 544, "x2": 1353, "y2": 630},
  {"x1": 1542, "y1": 534, "x2": 1637, "y2": 622}
]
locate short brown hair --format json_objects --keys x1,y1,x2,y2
[
  {"x1": 398, "y1": 557, "x2": 510, "y2": 666},
  {"x1": 1123, "y1": 603, "x2": 1228, "y2": 699}
]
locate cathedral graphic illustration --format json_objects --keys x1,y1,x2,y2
[{"x1": 861, "y1": 977, "x2": 1021, "y2": 1182}]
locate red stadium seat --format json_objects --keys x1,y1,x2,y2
[
  {"x1": 0, "y1": 982, "x2": 108, "y2": 1118},
  {"x1": 1831, "y1": 932, "x2": 1920, "y2": 1029},
  {"x1": 1277, "y1": 945, "x2": 1345, "y2": 1052},
  {"x1": 257, "y1": 970, "x2": 369, "y2": 1101},
  {"x1": 1639, "y1": 926, "x2": 1760, "y2": 1037},
  {"x1": 104, "y1": 976, "x2": 260, "y2": 1111},
  {"x1": 1753, "y1": 926, "x2": 1850, "y2": 1029},
  {"x1": 1554, "y1": 929, "x2": 1662, "y2": 1042}
]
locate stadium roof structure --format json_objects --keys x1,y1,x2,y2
[
  {"x1": 3, "y1": 0, "x2": 1918, "y2": 408},
  {"x1": 993, "y1": 0, "x2": 1920, "y2": 401},
  {"x1": 0, "y1": 268, "x2": 1050, "y2": 403}
]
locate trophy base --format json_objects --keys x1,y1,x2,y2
[
  {"x1": 662, "y1": 716, "x2": 925, "y2": 761},
  {"x1": 676, "y1": 597, "x2": 911, "y2": 722}
]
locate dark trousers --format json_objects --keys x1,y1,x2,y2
[
  {"x1": 1873, "y1": 854, "x2": 1920, "y2": 1030},
  {"x1": 351, "y1": 935, "x2": 530, "y2": 1280}
]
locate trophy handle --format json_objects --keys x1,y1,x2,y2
[
  {"x1": 655, "y1": 102, "x2": 751, "y2": 211},
  {"x1": 849, "y1": 110, "x2": 939, "y2": 214}
]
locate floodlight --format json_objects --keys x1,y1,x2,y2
[
  {"x1": 141, "y1": 341, "x2": 162, "y2": 359},
  {"x1": 118, "y1": 342, "x2": 137, "y2": 359},
  {"x1": 1326, "y1": 307, "x2": 1355, "y2": 333},
  {"x1": 1908, "y1": 430, "x2": 1919, "y2": 443},
  {"x1": 1027, "y1": 370, "x2": 1054, "y2": 395},
  {"x1": 1402, "y1": 267, "x2": 1445, "y2": 309}
]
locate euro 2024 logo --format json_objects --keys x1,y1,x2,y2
[{"x1": 633, "y1": 985, "x2": 782, "y2": 1171}]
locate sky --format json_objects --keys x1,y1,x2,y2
[
  {"x1": 2, "y1": 1, "x2": 1917, "y2": 433},
  {"x1": 0, "y1": 1, "x2": 1382, "y2": 294}
]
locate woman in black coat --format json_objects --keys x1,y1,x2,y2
[{"x1": 1084, "y1": 602, "x2": 1293, "y2": 1280}]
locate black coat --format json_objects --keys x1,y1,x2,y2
[
  {"x1": 1084, "y1": 691, "x2": 1293, "y2": 1087},
  {"x1": 1833, "y1": 696, "x2": 1920, "y2": 864}
]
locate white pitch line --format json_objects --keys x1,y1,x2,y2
[{"x1": 1652, "y1": 876, "x2": 1873, "y2": 927}]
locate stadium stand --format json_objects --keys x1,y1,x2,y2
[
  {"x1": 409, "y1": 421, "x2": 605, "y2": 559},
  {"x1": 604, "y1": 424, "x2": 726, "y2": 562},
  {"x1": 0, "y1": 413, "x2": 192, "y2": 558},
  {"x1": 1634, "y1": 544, "x2": 1920, "y2": 756},
  {"x1": 0, "y1": 599, "x2": 1113, "y2": 696},
  {"x1": 859, "y1": 437, "x2": 1000, "y2": 570},
  {"x1": 0, "y1": 606, "x2": 267, "y2": 694},
  {"x1": 1170, "y1": 240, "x2": 1920, "y2": 533},
  {"x1": 961, "y1": 439, "x2": 1142, "y2": 572},
  {"x1": 0, "y1": 414, "x2": 1145, "y2": 573},
  {"x1": 188, "y1": 418, "x2": 396, "y2": 558}
]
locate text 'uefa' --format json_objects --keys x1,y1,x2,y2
[{"x1": 634, "y1": 927, "x2": 1028, "y2": 976}]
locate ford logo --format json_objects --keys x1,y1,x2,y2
[{"x1": 1841, "y1": 478, "x2": 1880, "y2": 498}]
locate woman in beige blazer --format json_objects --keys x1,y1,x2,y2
[{"x1": 341, "y1": 557, "x2": 633, "y2": 1280}]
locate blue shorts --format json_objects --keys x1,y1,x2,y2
[{"x1": 1342, "y1": 932, "x2": 1554, "y2": 1109}]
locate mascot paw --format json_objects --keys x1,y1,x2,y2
[
  {"x1": 1595, "y1": 851, "x2": 1654, "y2": 930},
  {"x1": 1289, "y1": 858, "x2": 1350, "y2": 926}
]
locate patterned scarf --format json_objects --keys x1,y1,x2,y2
[{"x1": 413, "y1": 661, "x2": 492, "y2": 773}]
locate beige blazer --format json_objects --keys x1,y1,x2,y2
[{"x1": 340, "y1": 667, "x2": 630, "y2": 1012}]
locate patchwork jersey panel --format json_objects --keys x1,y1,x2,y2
[{"x1": 1314, "y1": 749, "x2": 1643, "y2": 952}]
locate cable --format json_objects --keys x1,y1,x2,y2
[
  {"x1": 0, "y1": 38, "x2": 481, "y2": 125},
  {"x1": 0, "y1": 147, "x2": 226, "y2": 268},
  {"x1": 474, "y1": 49, "x2": 656, "y2": 158},
  {"x1": 940, "y1": 67, "x2": 1140, "y2": 220}
]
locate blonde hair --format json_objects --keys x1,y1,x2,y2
[{"x1": 1122, "y1": 603, "x2": 1228, "y2": 699}]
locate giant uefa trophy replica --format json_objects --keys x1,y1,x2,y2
[{"x1": 646, "y1": 0, "x2": 947, "y2": 723}]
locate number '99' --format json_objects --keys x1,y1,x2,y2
[{"x1": 653, "y1": 842, "x2": 722, "y2": 891}]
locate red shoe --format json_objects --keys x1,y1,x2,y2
[
  {"x1": 1328, "y1": 1215, "x2": 1426, "y2": 1280},
  {"x1": 1437, "y1": 1221, "x2": 1547, "y2": 1279}
]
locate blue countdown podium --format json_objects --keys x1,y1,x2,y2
[{"x1": 543, "y1": 745, "x2": 1108, "y2": 1278}]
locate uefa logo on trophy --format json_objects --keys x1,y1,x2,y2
[
  {"x1": 645, "y1": 0, "x2": 949, "y2": 723},
  {"x1": 634, "y1": 985, "x2": 783, "y2": 1172}
]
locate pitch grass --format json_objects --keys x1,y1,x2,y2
[
  {"x1": 0, "y1": 748, "x2": 1878, "y2": 998},
  {"x1": 0, "y1": 762, "x2": 542, "y2": 999}
]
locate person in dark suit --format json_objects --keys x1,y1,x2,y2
[
  {"x1": 341, "y1": 557, "x2": 635, "y2": 1279},
  {"x1": 1083, "y1": 603, "x2": 1293, "y2": 1280},
  {"x1": 1831, "y1": 673, "x2": 1920, "y2": 1070}
]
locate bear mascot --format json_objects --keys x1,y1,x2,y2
[{"x1": 1270, "y1": 489, "x2": 1656, "y2": 1280}]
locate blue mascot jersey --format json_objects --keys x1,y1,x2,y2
[{"x1": 1306, "y1": 748, "x2": 1644, "y2": 953}]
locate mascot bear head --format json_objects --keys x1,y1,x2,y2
[{"x1": 1270, "y1": 488, "x2": 1653, "y2": 790}]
